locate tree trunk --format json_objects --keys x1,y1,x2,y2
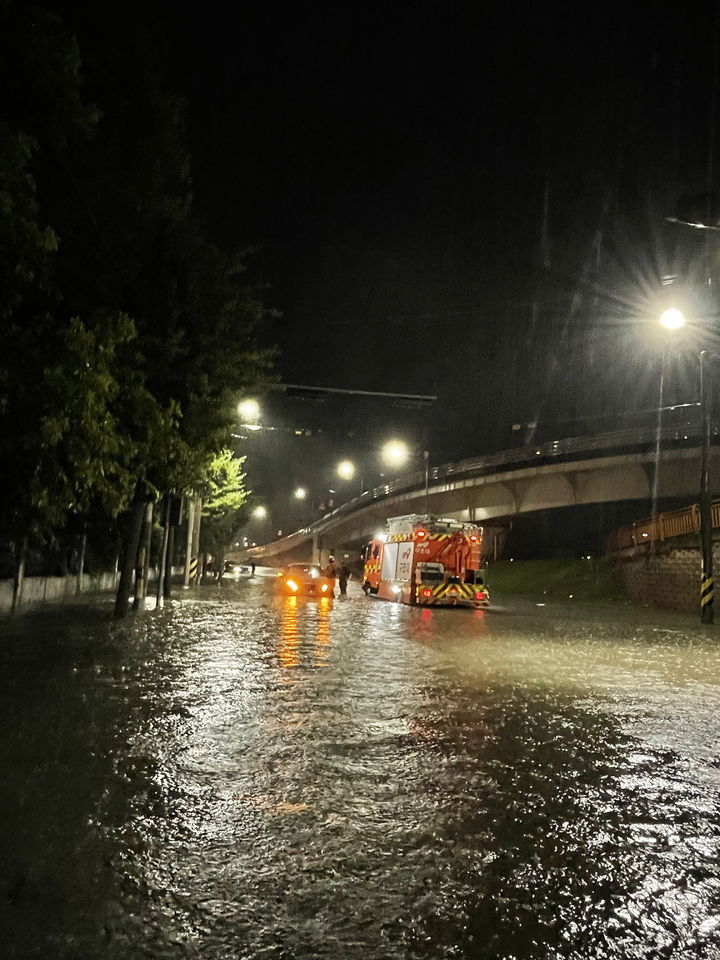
[
  {"x1": 11, "y1": 538, "x2": 28, "y2": 614},
  {"x1": 114, "y1": 495, "x2": 148, "y2": 619},
  {"x1": 156, "y1": 498, "x2": 171, "y2": 610},
  {"x1": 133, "y1": 501, "x2": 154, "y2": 612},
  {"x1": 75, "y1": 529, "x2": 87, "y2": 595}
]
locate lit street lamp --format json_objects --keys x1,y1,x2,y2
[
  {"x1": 381, "y1": 439, "x2": 410, "y2": 470},
  {"x1": 659, "y1": 307, "x2": 686, "y2": 331},
  {"x1": 336, "y1": 458, "x2": 367, "y2": 499},
  {"x1": 336, "y1": 459, "x2": 355, "y2": 481},
  {"x1": 658, "y1": 306, "x2": 713, "y2": 623},
  {"x1": 238, "y1": 398, "x2": 260, "y2": 421},
  {"x1": 237, "y1": 398, "x2": 262, "y2": 431}
]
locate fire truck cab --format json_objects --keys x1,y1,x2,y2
[{"x1": 362, "y1": 514, "x2": 490, "y2": 608}]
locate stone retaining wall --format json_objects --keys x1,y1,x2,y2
[{"x1": 612, "y1": 537, "x2": 715, "y2": 612}]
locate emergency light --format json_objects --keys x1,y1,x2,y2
[{"x1": 415, "y1": 529, "x2": 428, "y2": 539}]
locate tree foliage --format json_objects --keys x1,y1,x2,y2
[
  {"x1": 200, "y1": 450, "x2": 248, "y2": 560},
  {"x1": 0, "y1": 0, "x2": 274, "y2": 568}
]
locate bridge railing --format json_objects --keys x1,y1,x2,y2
[
  {"x1": 248, "y1": 422, "x2": 714, "y2": 557},
  {"x1": 315, "y1": 421, "x2": 710, "y2": 532},
  {"x1": 607, "y1": 501, "x2": 720, "y2": 553}
]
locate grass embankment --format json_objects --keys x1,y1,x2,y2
[{"x1": 487, "y1": 558, "x2": 625, "y2": 603}]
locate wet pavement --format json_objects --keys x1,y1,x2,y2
[{"x1": 2, "y1": 577, "x2": 720, "y2": 959}]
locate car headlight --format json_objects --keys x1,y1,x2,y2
[{"x1": 285, "y1": 579, "x2": 299, "y2": 592}]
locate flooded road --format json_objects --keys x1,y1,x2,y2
[{"x1": 2, "y1": 579, "x2": 720, "y2": 959}]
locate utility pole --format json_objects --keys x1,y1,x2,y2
[
  {"x1": 191, "y1": 496, "x2": 202, "y2": 583},
  {"x1": 700, "y1": 351, "x2": 714, "y2": 623},
  {"x1": 423, "y1": 450, "x2": 430, "y2": 516},
  {"x1": 183, "y1": 496, "x2": 195, "y2": 589}
]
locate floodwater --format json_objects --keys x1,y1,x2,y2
[{"x1": 2, "y1": 579, "x2": 720, "y2": 960}]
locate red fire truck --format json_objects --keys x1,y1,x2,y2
[{"x1": 362, "y1": 515, "x2": 490, "y2": 608}]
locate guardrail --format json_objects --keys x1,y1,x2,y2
[{"x1": 607, "y1": 500, "x2": 720, "y2": 553}]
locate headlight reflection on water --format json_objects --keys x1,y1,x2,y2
[
  {"x1": 278, "y1": 595, "x2": 332, "y2": 672},
  {"x1": 6, "y1": 595, "x2": 720, "y2": 959}
]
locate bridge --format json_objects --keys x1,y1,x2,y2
[{"x1": 237, "y1": 423, "x2": 720, "y2": 566}]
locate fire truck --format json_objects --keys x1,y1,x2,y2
[{"x1": 362, "y1": 515, "x2": 490, "y2": 608}]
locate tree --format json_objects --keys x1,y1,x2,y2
[
  {"x1": 0, "y1": 2, "x2": 275, "y2": 615},
  {"x1": 199, "y1": 450, "x2": 248, "y2": 580},
  {"x1": 0, "y1": 2, "x2": 136, "y2": 588}
]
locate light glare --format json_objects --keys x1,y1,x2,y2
[
  {"x1": 336, "y1": 459, "x2": 356, "y2": 480},
  {"x1": 238, "y1": 398, "x2": 261, "y2": 421},
  {"x1": 659, "y1": 308, "x2": 686, "y2": 331},
  {"x1": 382, "y1": 439, "x2": 410, "y2": 468}
]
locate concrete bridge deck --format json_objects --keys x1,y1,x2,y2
[{"x1": 237, "y1": 424, "x2": 719, "y2": 565}]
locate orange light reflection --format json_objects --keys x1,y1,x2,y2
[{"x1": 279, "y1": 596, "x2": 300, "y2": 669}]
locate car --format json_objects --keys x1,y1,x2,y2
[
  {"x1": 222, "y1": 560, "x2": 251, "y2": 579},
  {"x1": 276, "y1": 563, "x2": 335, "y2": 598}
]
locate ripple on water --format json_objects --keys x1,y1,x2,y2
[{"x1": 2, "y1": 592, "x2": 720, "y2": 958}]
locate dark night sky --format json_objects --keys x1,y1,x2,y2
[
  {"x1": 160, "y1": 2, "x2": 716, "y2": 393},
  {"x1": 53, "y1": 1, "x2": 720, "y2": 525}
]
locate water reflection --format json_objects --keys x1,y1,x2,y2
[
  {"x1": 279, "y1": 595, "x2": 300, "y2": 669},
  {"x1": 278, "y1": 595, "x2": 333, "y2": 671},
  {"x1": 2, "y1": 595, "x2": 720, "y2": 958}
]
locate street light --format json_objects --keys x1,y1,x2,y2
[
  {"x1": 335, "y1": 458, "x2": 366, "y2": 499},
  {"x1": 293, "y1": 487, "x2": 307, "y2": 500},
  {"x1": 381, "y1": 439, "x2": 410, "y2": 470},
  {"x1": 658, "y1": 308, "x2": 713, "y2": 623},
  {"x1": 659, "y1": 308, "x2": 686, "y2": 331},
  {"x1": 252, "y1": 505, "x2": 267, "y2": 519},
  {"x1": 238, "y1": 398, "x2": 261, "y2": 426},
  {"x1": 336, "y1": 459, "x2": 356, "y2": 481}
]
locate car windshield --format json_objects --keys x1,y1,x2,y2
[{"x1": 286, "y1": 565, "x2": 321, "y2": 577}]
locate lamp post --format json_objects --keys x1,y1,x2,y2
[
  {"x1": 423, "y1": 449, "x2": 430, "y2": 515},
  {"x1": 293, "y1": 486, "x2": 313, "y2": 526},
  {"x1": 659, "y1": 307, "x2": 714, "y2": 622},
  {"x1": 251, "y1": 504, "x2": 271, "y2": 543},
  {"x1": 336, "y1": 458, "x2": 365, "y2": 499},
  {"x1": 699, "y1": 350, "x2": 714, "y2": 623}
]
